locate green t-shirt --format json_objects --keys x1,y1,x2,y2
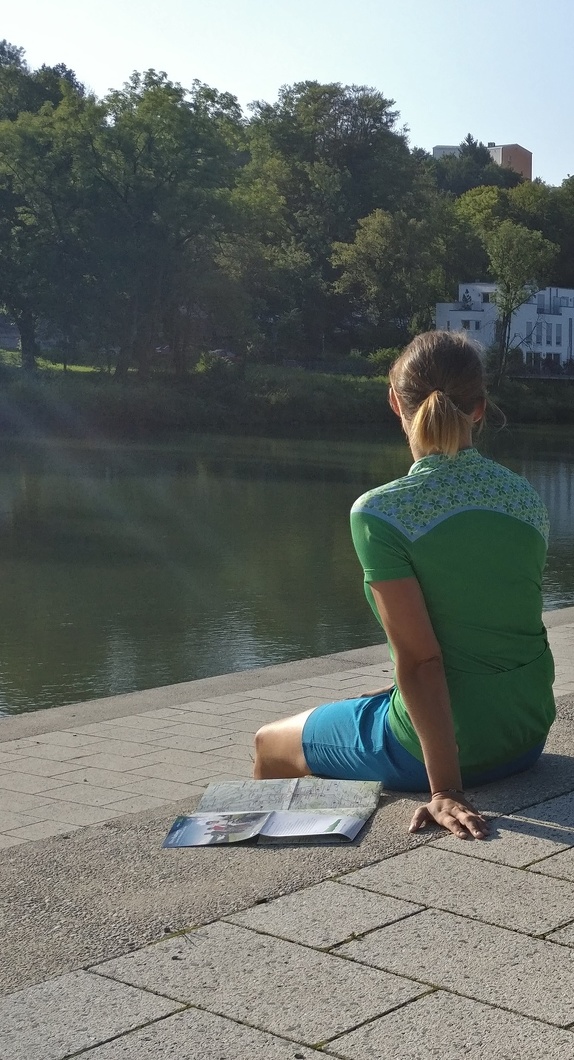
[{"x1": 350, "y1": 447, "x2": 555, "y2": 774}]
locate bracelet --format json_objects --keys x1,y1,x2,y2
[{"x1": 431, "y1": 788, "x2": 466, "y2": 800}]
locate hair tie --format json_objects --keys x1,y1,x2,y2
[{"x1": 431, "y1": 388, "x2": 460, "y2": 412}]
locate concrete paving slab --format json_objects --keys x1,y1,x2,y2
[
  {"x1": 0, "y1": 740, "x2": 46, "y2": 753},
  {"x1": 41, "y1": 765, "x2": 149, "y2": 789},
  {"x1": 192, "y1": 771, "x2": 250, "y2": 784},
  {"x1": 3, "y1": 820, "x2": 80, "y2": 841},
  {"x1": 0, "y1": 834, "x2": 26, "y2": 849},
  {"x1": 0, "y1": 757, "x2": 82, "y2": 777},
  {"x1": 0, "y1": 773, "x2": 73, "y2": 794},
  {"x1": 103, "y1": 714, "x2": 177, "y2": 730},
  {"x1": 203, "y1": 692, "x2": 258, "y2": 704},
  {"x1": 92, "y1": 776, "x2": 205, "y2": 800},
  {"x1": 528, "y1": 847, "x2": 574, "y2": 882},
  {"x1": 436, "y1": 814, "x2": 574, "y2": 867},
  {"x1": 56, "y1": 738, "x2": 170, "y2": 758},
  {"x1": 201, "y1": 743, "x2": 254, "y2": 763},
  {"x1": 160, "y1": 701, "x2": 252, "y2": 717},
  {"x1": 23, "y1": 731, "x2": 108, "y2": 748},
  {"x1": 511, "y1": 789, "x2": 574, "y2": 829},
  {"x1": 339, "y1": 845, "x2": 574, "y2": 934},
  {"x1": 63, "y1": 722, "x2": 168, "y2": 739},
  {"x1": 452, "y1": 788, "x2": 574, "y2": 871},
  {"x1": 336, "y1": 908, "x2": 574, "y2": 1026},
  {"x1": 243, "y1": 687, "x2": 320, "y2": 703},
  {"x1": 104, "y1": 794, "x2": 169, "y2": 813},
  {"x1": 151, "y1": 733, "x2": 245, "y2": 753},
  {"x1": 327, "y1": 990, "x2": 574, "y2": 1060},
  {"x1": 123, "y1": 747, "x2": 241, "y2": 770},
  {"x1": 0, "y1": 741, "x2": 146, "y2": 762},
  {"x1": 59, "y1": 751, "x2": 163, "y2": 773},
  {"x1": 0, "y1": 969, "x2": 182, "y2": 1060},
  {"x1": 94, "y1": 921, "x2": 426, "y2": 1043},
  {"x1": 226, "y1": 880, "x2": 422, "y2": 948},
  {"x1": 129, "y1": 757, "x2": 252, "y2": 783},
  {"x1": 546, "y1": 921, "x2": 574, "y2": 946},
  {"x1": 463, "y1": 744, "x2": 574, "y2": 817},
  {"x1": 38, "y1": 783, "x2": 147, "y2": 808},
  {"x1": 134, "y1": 720, "x2": 237, "y2": 741},
  {"x1": 215, "y1": 708, "x2": 289, "y2": 727},
  {"x1": 86, "y1": 1008, "x2": 320, "y2": 1060},
  {"x1": 1, "y1": 810, "x2": 43, "y2": 831},
  {"x1": 15, "y1": 800, "x2": 124, "y2": 827},
  {"x1": 0, "y1": 789, "x2": 82, "y2": 814}
]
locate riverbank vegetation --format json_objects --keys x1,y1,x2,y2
[
  {"x1": 2, "y1": 349, "x2": 574, "y2": 441},
  {"x1": 1, "y1": 40, "x2": 574, "y2": 433}
]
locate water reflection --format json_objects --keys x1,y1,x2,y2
[{"x1": 0, "y1": 428, "x2": 571, "y2": 715}]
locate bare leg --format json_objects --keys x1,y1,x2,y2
[{"x1": 253, "y1": 708, "x2": 316, "y2": 779}]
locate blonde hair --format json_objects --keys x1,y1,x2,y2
[{"x1": 389, "y1": 331, "x2": 487, "y2": 458}]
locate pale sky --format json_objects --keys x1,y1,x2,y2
[{"x1": 3, "y1": 0, "x2": 573, "y2": 185}]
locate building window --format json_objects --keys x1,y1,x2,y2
[
  {"x1": 536, "y1": 322, "x2": 543, "y2": 345},
  {"x1": 461, "y1": 320, "x2": 470, "y2": 330},
  {"x1": 446, "y1": 321, "x2": 450, "y2": 330},
  {"x1": 560, "y1": 297, "x2": 568, "y2": 307},
  {"x1": 546, "y1": 323, "x2": 552, "y2": 345},
  {"x1": 474, "y1": 321, "x2": 480, "y2": 330},
  {"x1": 525, "y1": 323, "x2": 535, "y2": 347},
  {"x1": 556, "y1": 323, "x2": 562, "y2": 345},
  {"x1": 481, "y1": 292, "x2": 490, "y2": 303}
]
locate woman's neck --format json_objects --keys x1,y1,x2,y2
[{"x1": 408, "y1": 430, "x2": 474, "y2": 464}]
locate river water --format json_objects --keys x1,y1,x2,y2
[{"x1": 0, "y1": 427, "x2": 572, "y2": 716}]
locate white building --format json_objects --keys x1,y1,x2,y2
[{"x1": 435, "y1": 283, "x2": 574, "y2": 369}]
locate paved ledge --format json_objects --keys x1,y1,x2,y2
[{"x1": 2, "y1": 607, "x2": 574, "y2": 1058}]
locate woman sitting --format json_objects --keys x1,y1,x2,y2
[{"x1": 253, "y1": 331, "x2": 555, "y2": 840}]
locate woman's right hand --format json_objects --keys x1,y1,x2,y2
[{"x1": 408, "y1": 794, "x2": 489, "y2": 840}]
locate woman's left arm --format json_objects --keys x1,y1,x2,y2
[{"x1": 370, "y1": 578, "x2": 489, "y2": 840}]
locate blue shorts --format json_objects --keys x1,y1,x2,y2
[{"x1": 301, "y1": 690, "x2": 545, "y2": 792}]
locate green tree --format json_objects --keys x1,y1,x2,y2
[
  {"x1": 0, "y1": 39, "x2": 83, "y2": 121},
  {"x1": 332, "y1": 209, "x2": 446, "y2": 344},
  {"x1": 75, "y1": 72, "x2": 246, "y2": 376},
  {"x1": 244, "y1": 81, "x2": 417, "y2": 354},
  {"x1": 0, "y1": 79, "x2": 93, "y2": 369},
  {"x1": 433, "y1": 134, "x2": 523, "y2": 197},
  {"x1": 547, "y1": 177, "x2": 574, "y2": 289},
  {"x1": 484, "y1": 220, "x2": 558, "y2": 383},
  {"x1": 455, "y1": 185, "x2": 509, "y2": 233}
]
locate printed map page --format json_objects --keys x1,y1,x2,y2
[{"x1": 198, "y1": 777, "x2": 382, "y2": 815}]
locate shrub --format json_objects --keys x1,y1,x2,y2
[{"x1": 366, "y1": 348, "x2": 401, "y2": 377}]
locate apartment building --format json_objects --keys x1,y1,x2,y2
[
  {"x1": 432, "y1": 143, "x2": 532, "y2": 180},
  {"x1": 435, "y1": 283, "x2": 574, "y2": 368}
]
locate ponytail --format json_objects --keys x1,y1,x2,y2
[{"x1": 409, "y1": 390, "x2": 467, "y2": 458}]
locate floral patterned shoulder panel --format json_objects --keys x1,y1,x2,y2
[{"x1": 351, "y1": 449, "x2": 549, "y2": 544}]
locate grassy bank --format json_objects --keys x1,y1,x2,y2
[
  {"x1": 0, "y1": 352, "x2": 572, "y2": 440},
  {"x1": 0, "y1": 357, "x2": 396, "y2": 440}
]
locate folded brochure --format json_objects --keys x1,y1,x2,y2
[{"x1": 163, "y1": 777, "x2": 382, "y2": 847}]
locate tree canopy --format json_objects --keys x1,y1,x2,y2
[{"x1": 1, "y1": 42, "x2": 571, "y2": 378}]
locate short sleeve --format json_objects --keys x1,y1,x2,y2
[{"x1": 350, "y1": 510, "x2": 414, "y2": 583}]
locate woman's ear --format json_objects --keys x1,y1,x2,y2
[
  {"x1": 389, "y1": 387, "x2": 401, "y2": 418},
  {"x1": 473, "y1": 398, "x2": 487, "y2": 423}
]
